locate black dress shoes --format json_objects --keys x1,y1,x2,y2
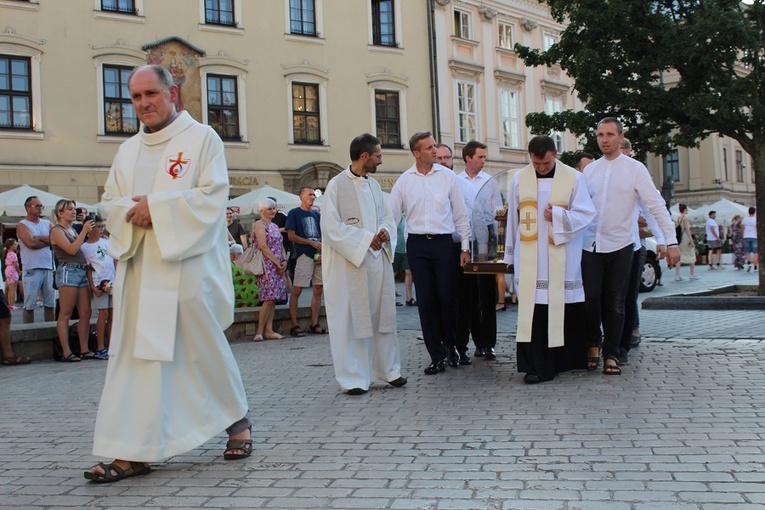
[
  {"x1": 484, "y1": 347, "x2": 497, "y2": 360},
  {"x1": 447, "y1": 347, "x2": 460, "y2": 368},
  {"x1": 474, "y1": 347, "x2": 486, "y2": 357},
  {"x1": 459, "y1": 351, "x2": 472, "y2": 366},
  {"x1": 388, "y1": 377, "x2": 408, "y2": 387},
  {"x1": 424, "y1": 359, "x2": 446, "y2": 375},
  {"x1": 523, "y1": 374, "x2": 541, "y2": 384},
  {"x1": 347, "y1": 388, "x2": 368, "y2": 395}
]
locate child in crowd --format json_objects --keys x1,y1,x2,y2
[{"x1": 80, "y1": 215, "x2": 115, "y2": 360}]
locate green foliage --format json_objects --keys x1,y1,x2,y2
[{"x1": 519, "y1": 0, "x2": 763, "y2": 161}]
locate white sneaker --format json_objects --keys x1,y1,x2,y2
[
  {"x1": 689, "y1": 274, "x2": 700, "y2": 280},
  {"x1": 674, "y1": 276, "x2": 685, "y2": 281}
]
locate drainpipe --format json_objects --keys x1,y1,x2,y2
[{"x1": 427, "y1": 0, "x2": 441, "y2": 141}]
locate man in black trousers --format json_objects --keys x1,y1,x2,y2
[{"x1": 390, "y1": 132, "x2": 471, "y2": 375}]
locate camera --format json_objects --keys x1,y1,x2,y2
[{"x1": 86, "y1": 212, "x2": 96, "y2": 222}]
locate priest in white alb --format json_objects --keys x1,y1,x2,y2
[
  {"x1": 503, "y1": 136, "x2": 596, "y2": 384},
  {"x1": 320, "y1": 133, "x2": 407, "y2": 395},
  {"x1": 85, "y1": 65, "x2": 251, "y2": 483}
]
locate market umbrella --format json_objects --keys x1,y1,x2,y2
[
  {"x1": 689, "y1": 198, "x2": 748, "y2": 225},
  {"x1": 227, "y1": 185, "x2": 301, "y2": 215},
  {"x1": 0, "y1": 184, "x2": 95, "y2": 217},
  {"x1": 669, "y1": 203, "x2": 695, "y2": 221}
]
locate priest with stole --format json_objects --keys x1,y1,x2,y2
[
  {"x1": 503, "y1": 136, "x2": 596, "y2": 383},
  {"x1": 320, "y1": 134, "x2": 407, "y2": 395}
]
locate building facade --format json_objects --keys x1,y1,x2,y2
[
  {"x1": 430, "y1": 0, "x2": 582, "y2": 175},
  {"x1": 0, "y1": 0, "x2": 434, "y2": 205}
]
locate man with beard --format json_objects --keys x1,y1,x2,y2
[{"x1": 320, "y1": 133, "x2": 406, "y2": 395}]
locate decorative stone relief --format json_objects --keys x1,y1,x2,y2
[
  {"x1": 520, "y1": 18, "x2": 538, "y2": 32},
  {"x1": 435, "y1": 0, "x2": 451, "y2": 6},
  {"x1": 479, "y1": 5, "x2": 497, "y2": 21}
]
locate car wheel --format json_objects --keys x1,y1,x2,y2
[{"x1": 640, "y1": 253, "x2": 659, "y2": 292}]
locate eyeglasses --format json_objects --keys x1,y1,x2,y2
[{"x1": 95, "y1": 225, "x2": 106, "y2": 229}]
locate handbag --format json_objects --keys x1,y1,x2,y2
[{"x1": 236, "y1": 245, "x2": 265, "y2": 276}]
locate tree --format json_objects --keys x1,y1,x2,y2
[{"x1": 517, "y1": 0, "x2": 765, "y2": 294}]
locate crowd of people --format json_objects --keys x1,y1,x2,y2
[{"x1": 1, "y1": 64, "x2": 757, "y2": 485}]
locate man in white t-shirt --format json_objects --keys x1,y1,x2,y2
[
  {"x1": 705, "y1": 211, "x2": 724, "y2": 269},
  {"x1": 742, "y1": 207, "x2": 758, "y2": 271}
]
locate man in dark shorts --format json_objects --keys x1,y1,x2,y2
[{"x1": 0, "y1": 288, "x2": 31, "y2": 365}]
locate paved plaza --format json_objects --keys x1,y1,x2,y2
[{"x1": 0, "y1": 266, "x2": 763, "y2": 509}]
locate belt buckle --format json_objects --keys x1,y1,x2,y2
[{"x1": 426, "y1": 234, "x2": 433, "y2": 240}]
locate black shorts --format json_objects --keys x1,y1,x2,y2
[{"x1": 0, "y1": 290, "x2": 11, "y2": 319}]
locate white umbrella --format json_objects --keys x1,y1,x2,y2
[
  {"x1": 227, "y1": 185, "x2": 301, "y2": 215},
  {"x1": 669, "y1": 203, "x2": 695, "y2": 221},
  {"x1": 0, "y1": 184, "x2": 95, "y2": 217},
  {"x1": 689, "y1": 198, "x2": 748, "y2": 225},
  {"x1": 313, "y1": 190, "x2": 390, "y2": 209}
]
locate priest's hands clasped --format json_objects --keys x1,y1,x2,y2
[
  {"x1": 370, "y1": 228, "x2": 389, "y2": 251},
  {"x1": 126, "y1": 195, "x2": 153, "y2": 228}
]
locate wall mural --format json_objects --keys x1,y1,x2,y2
[{"x1": 145, "y1": 40, "x2": 203, "y2": 121}]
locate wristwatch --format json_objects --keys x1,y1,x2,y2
[{"x1": 461, "y1": 249, "x2": 470, "y2": 253}]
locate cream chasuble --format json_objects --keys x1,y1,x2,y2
[{"x1": 503, "y1": 163, "x2": 596, "y2": 347}]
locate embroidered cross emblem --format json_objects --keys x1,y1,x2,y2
[
  {"x1": 167, "y1": 152, "x2": 190, "y2": 180},
  {"x1": 521, "y1": 212, "x2": 536, "y2": 230}
]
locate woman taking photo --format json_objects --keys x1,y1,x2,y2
[
  {"x1": 252, "y1": 198, "x2": 287, "y2": 341},
  {"x1": 50, "y1": 200, "x2": 94, "y2": 362}
]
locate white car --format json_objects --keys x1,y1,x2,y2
[{"x1": 640, "y1": 236, "x2": 662, "y2": 292}]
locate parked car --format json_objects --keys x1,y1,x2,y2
[{"x1": 640, "y1": 236, "x2": 662, "y2": 292}]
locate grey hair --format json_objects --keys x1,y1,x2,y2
[
  {"x1": 229, "y1": 243, "x2": 244, "y2": 255},
  {"x1": 259, "y1": 198, "x2": 277, "y2": 212},
  {"x1": 128, "y1": 64, "x2": 174, "y2": 91}
]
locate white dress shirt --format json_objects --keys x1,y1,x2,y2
[
  {"x1": 390, "y1": 163, "x2": 471, "y2": 251},
  {"x1": 583, "y1": 153, "x2": 677, "y2": 253}
]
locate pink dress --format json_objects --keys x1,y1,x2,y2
[
  {"x1": 4, "y1": 251, "x2": 19, "y2": 283},
  {"x1": 255, "y1": 221, "x2": 288, "y2": 302}
]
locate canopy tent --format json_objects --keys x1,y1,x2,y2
[
  {"x1": 313, "y1": 190, "x2": 391, "y2": 208},
  {"x1": 227, "y1": 185, "x2": 301, "y2": 216},
  {"x1": 0, "y1": 185, "x2": 96, "y2": 218},
  {"x1": 689, "y1": 198, "x2": 749, "y2": 225},
  {"x1": 669, "y1": 203, "x2": 695, "y2": 221}
]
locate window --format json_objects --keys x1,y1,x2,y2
[
  {"x1": 544, "y1": 97, "x2": 563, "y2": 152},
  {"x1": 103, "y1": 65, "x2": 137, "y2": 136},
  {"x1": 292, "y1": 82, "x2": 321, "y2": 144},
  {"x1": 456, "y1": 81, "x2": 476, "y2": 143},
  {"x1": 664, "y1": 150, "x2": 679, "y2": 182},
  {"x1": 290, "y1": 0, "x2": 316, "y2": 36},
  {"x1": 101, "y1": 0, "x2": 136, "y2": 15},
  {"x1": 374, "y1": 90, "x2": 401, "y2": 148},
  {"x1": 723, "y1": 148, "x2": 728, "y2": 181},
  {"x1": 371, "y1": 0, "x2": 396, "y2": 47},
  {"x1": 454, "y1": 9, "x2": 471, "y2": 39},
  {"x1": 544, "y1": 34, "x2": 557, "y2": 51},
  {"x1": 498, "y1": 22, "x2": 514, "y2": 50},
  {"x1": 0, "y1": 55, "x2": 31, "y2": 129},
  {"x1": 736, "y1": 150, "x2": 744, "y2": 182},
  {"x1": 207, "y1": 74, "x2": 240, "y2": 141},
  {"x1": 205, "y1": 0, "x2": 235, "y2": 26},
  {"x1": 499, "y1": 88, "x2": 520, "y2": 148}
]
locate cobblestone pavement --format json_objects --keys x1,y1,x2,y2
[{"x1": 1, "y1": 266, "x2": 763, "y2": 509}]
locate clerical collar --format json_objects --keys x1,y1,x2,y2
[
  {"x1": 536, "y1": 164, "x2": 556, "y2": 179},
  {"x1": 349, "y1": 168, "x2": 368, "y2": 179}
]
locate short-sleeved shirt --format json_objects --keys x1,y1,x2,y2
[
  {"x1": 80, "y1": 238, "x2": 116, "y2": 284},
  {"x1": 742, "y1": 216, "x2": 757, "y2": 239},
  {"x1": 705, "y1": 218, "x2": 721, "y2": 241},
  {"x1": 285, "y1": 207, "x2": 321, "y2": 258},
  {"x1": 272, "y1": 211, "x2": 291, "y2": 252},
  {"x1": 227, "y1": 221, "x2": 247, "y2": 246}
]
